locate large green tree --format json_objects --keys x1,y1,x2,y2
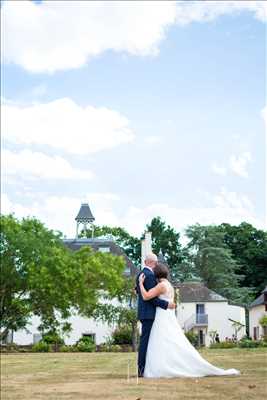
[
  {"x1": 80, "y1": 225, "x2": 140, "y2": 350},
  {"x1": 82, "y1": 218, "x2": 189, "y2": 281},
  {"x1": 92, "y1": 276, "x2": 139, "y2": 351},
  {"x1": 0, "y1": 215, "x2": 125, "y2": 340},
  {"x1": 218, "y1": 222, "x2": 267, "y2": 296},
  {"x1": 185, "y1": 224, "x2": 253, "y2": 304},
  {"x1": 145, "y1": 217, "x2": 185, "y2": 281}
]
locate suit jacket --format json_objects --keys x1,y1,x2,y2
[{"x1": 136, "y1": 267, "x2": 168, "y2": 321}]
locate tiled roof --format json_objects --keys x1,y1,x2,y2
[
  {"x1": 174, "y1": 282, "x2": 227, "y2": 303},
  {"x1": 75, "y1": 204, "x2": 95, "y2": 222},
  {"x1": 249, "y1": 294, "x2": 265, "y2": 308},
  {"x1": 63, "y1": 238, "x2": 138, "y2": 277},
  {"x1": 249, "y1": 287, "x2": 267, "y2": 308}
]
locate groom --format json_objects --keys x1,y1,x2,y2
[{"x1": 136, "y1": 253, "x2": 175, "y2": 377}]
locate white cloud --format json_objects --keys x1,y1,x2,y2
[
  {"x1": 2, "y1": 0, "x2": 177, "y2": 73},
  {"x1": 31, "y1": 83, "x2": 47, "y2": 98},
  {"x1": 175, "y1": 1, "x2": 267, "y2": 25},
  {"x1": 1, "y1": 194, "x2": 31, "y2": 219},
  {"x1": 144, "y1": 135, "x2": 162, "y2": 145},
  {"x1": 211, "y1": 163, "x2": 227, "y2": 176},
  {"x1": 119, "y1": 189, "x2": 262, "y2": 237},
  {"x1": 213, "y1": 187, "x2": 254, "y2": 212},
  {"x1": 262, "y1": 106, "x2": 267, "y2": 131},
  {"x1": 1, "y1": 193, "x2": 121, "y2": 237},
  {"x1": 261, "y1": 106, "x2": 267, "y2": 228},
  {"x1": 2, "y1": 149, "x2": 94, "y2": 180},
  {"x1": 2, "y1": 1, "x2": 266, "y2": 73},
  {"x1": 2, "y1": 188, "x2": 263, "y2": 240},
  {"x1": 2, "y1": 98, "x2": 135, "y2": 154},
  {"x1": 229, "y1": 152, "x2": 251, "y2": 178},
  {"x1": 212, "y1": 151, "x2": 252, "y2": 178}
]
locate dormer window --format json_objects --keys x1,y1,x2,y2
[{"x1": 99, "y1": 247, "x2": 110, "y2": 253}]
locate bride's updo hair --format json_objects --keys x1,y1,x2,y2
[{"x1": 154, "y1": 262, "x2": 170, "y2": 280}]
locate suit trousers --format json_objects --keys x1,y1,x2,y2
[{"x1": 138, "y1": 319, "x2": 154, "y2": 376}]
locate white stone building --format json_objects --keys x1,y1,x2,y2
[
  {"x1": 12, "y1": 284, "x2": 246, "y2": 347},
  {"x1": 248, "y1": 287, "x2": 267, "y2": 340},
  {"x1": 175, "y1": 282, "x2": 246, "y2": 346}
]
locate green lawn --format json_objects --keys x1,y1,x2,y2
[{"x1": 1, "y1": 348, "x2": 266, "y2": 400}]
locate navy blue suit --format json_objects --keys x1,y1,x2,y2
[{"x1": 136, "y1": 267, "x2": 168, "y2": 376}]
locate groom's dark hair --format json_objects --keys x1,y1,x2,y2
[{"x1": 154, "y1": 263, "x2": 170, "y2": 280}]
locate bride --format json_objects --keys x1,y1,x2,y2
[{"x1": 138, "y1": 262, "x2": 240, "y2": 378}]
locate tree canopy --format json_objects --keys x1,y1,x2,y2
[
  {"x1": 145, "y1": 217, "x2": 186, "y2": 281},
  {"x1": 81, "y1": 217, "x2": 266, "y2": 305},
  {"x1": 185, "y1": 224, "x2": 257, "y2": 304},
  {"x1": 218, "y1": 222, "x2": 267, "y2": 296},
  {"x1": 0, "y1": 214, "x2": 125, "y2": 340}
]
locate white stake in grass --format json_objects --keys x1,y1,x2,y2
[
  {"x1": 136, "y1": 356, "x2": 139, "y2": 385},
  {"x1": 127, "y1": 358, "x2": 130, "y2": 383}
]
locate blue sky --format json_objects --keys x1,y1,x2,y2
[{"x1": 2, "y1": 1, "x2": 266, "y2": 238}]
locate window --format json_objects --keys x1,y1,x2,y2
[
  {"x1": 33, "y1": 334, "x2": 42, "y2": 344},
  {"x1": 196, "y1": 304, "x2": 205, "y2": 314},
  {"x1": 82, "y1": 333, "x2": 96, "y2": 343},
  {"x1": 196, "y1": 304, "x2": 205, "y2": 324},
  {"x1": 98, "y1": 247, "x2": 110, "y2": 253},
  {"x1": 253, "y1": 327, "x2": 259, "y2": 340},
  {"x1": 198, "y1": 330, "x2": 205, "y2": 346}
]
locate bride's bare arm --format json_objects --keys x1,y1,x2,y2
[{"x1": 139, "y1": 273, "x2": 165, "y2": 300}]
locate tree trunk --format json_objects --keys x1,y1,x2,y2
[{"x1": 131, "y1": 321, "x2": 138, "y2": 352}]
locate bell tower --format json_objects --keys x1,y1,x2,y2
[{"x1": 75, "y1": 203, "x2": 95, "y2": 239}]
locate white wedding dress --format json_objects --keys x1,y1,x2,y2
[{"x1": 144, "y1": 280, "x2": 240, "y2": 378}]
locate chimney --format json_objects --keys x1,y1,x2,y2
[{"x1": 141, "y1": 231, "x2": 152, "y2": 268}]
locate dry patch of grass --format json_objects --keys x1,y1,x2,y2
[{"x1": 1, "y1": 349, "x2": 266, "y2": 400}]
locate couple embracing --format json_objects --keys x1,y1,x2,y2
[{"x1": 136, "y1": 253, "x2": 240, "y2": 378}]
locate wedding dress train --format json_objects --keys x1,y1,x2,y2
[{"x1": 144, "y1": 281, "x2": 240, "y2": 378}]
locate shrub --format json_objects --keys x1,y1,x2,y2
[
  {"x1": 59, "y1": 345, "x2": 71, "y2": 352},
  {"x1": 97, "y1": 344, "x2": 122, "y2": 352},
  {"x1": 0, "y1": 344, "x2": 20, "y2": 353},
  {"x1": 209, "y1": 338, "x2": 267, "y2": 349},
  {"x1": 3, "y1": 343, "x2": 20, "y2": 352},
  {"x1": 185, "y1": 332, "x2": 199, "y2": 348},
  {"x1": 59, "y1": 345, "x2": 79, "y2": 352},
  {"x1": 18, "y1": 347, "x2": 31, "y2": 353},
  {"x1": 97, "y1": 344, "x2": 109, "y2": 352},
  {"x1": 209, "y1": 341, "x2": 237, "y2": 349},
  {"x1": 111, "y1": 325, "x2": 132, "y2": 345},
  {"x1": 238, "y1": 339, "x2": 267, "y2": 348},
  {"x1": 32, "y1": 341, "x2": 51, "y2": 352},
  {"x1": 107, "y1": 344, "x2": 122, "y2": 352},
  {"x1": 76, "y1": 336, "x2": 96, "y2": 352},
  {"x1": 259, "y1": 315, "x2": 267, "y2": 327},
  {"x1": 42, "y1": 332, "x2": 65, "y2": 345}
]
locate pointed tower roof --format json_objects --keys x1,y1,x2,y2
[{"x1": 75, "y1": 203, "x2": 95, "y2": 223}]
